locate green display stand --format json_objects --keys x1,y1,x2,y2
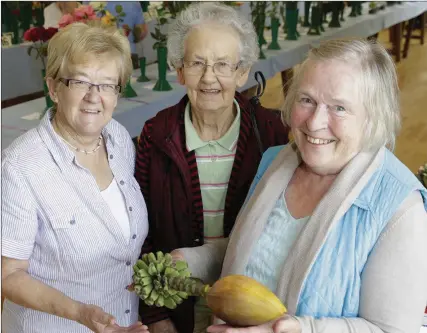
[
  {"x1": 268, "y1": 17, "x2": 281, "y2": 50},
  {"x1": 329, "y1": 3, "x2": 341, "y2": 28},
  {"x1": 286, "y1": 9, "x2": 299, "y2": 40},
  {"x1": 153, "y1": 47, "x2": 172, "y2": 91},
  {"x1": 137, "y1": 57, "x2": 150, "y2": 82},
  {"x1": 303, "y1": 2, "x2": 311, "y2": 27},
  {"x1": 123, "y1": 79, "x2": 138, "y2": 97},
  {"x1": 308, "y1": 6, "x2": 322, "y2": 35}
]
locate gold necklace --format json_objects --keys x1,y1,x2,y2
[{"x1": 54, "y1": 117, "x2": 103, "y2": 155}]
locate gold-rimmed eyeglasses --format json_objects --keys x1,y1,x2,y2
[
  {"x1": 59, "y1": 78, "x2": 122, "y2": 96},
  {"x1": 183, "y1": 60, "x2": 240, "y2": 77}
]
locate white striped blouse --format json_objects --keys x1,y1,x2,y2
[{"x1": 1, "y1": 111, "x2": 148, "y2": 333}]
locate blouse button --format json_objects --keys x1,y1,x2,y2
[
  {"x1": 129, "y1": 207, "x2": 133, "y2": 212},
  {"x1": 70, "y1": 219, "x2": 76, "y2": 225},
  {"x1": 109, "y1": 154, "x2": 114, "y2": 159},
  {"x1": 132, "y1": 234, "x2": 137, "y2": 239},
  {"x1": 120, "y1": 180, "x2": 125, "y2": 185}
]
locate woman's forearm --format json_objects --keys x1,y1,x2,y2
[
  {"x1": 180, "y1": 238, "x2": 229, "y2": 284},
  {"x1": 297, "y1": 316, "x2": 384, "y2": 333},
  {"x1": 2, "y1": 269, "x2": 82, "y2": 323}
]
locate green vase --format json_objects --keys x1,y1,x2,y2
[
  {"x1": 34, "y1": 7, "x2": 44, "y2": 27},
  {"x1": 303, "y1": 2, "x2": 311, "y2": 27},
  {"x1": 286, "y1": 9, "x2": 299, "y2": 40},
  {"x1": 268, "y1": 17, "x2": 281, "y2": 50},
  {"x1": 137, "y1": 57, "x2": 150, "y2": 82},
  {"x1": 41, "y1": 69, "x2": 54, "y2": 113},
  {"x1": 20, "y1": 3, "x2": 32, "y2": 32},
  {"x1": 357, "y1": 3, "x2": 362, "y2": 15},
  {"x1": 123, "y1": 79, "x2": 137, "y2": 97},
  {"x1": 258, "y1": 30, "x2": 266, "y2": 59},
  {"x1": 349, "y1": 3, "x2": 358, "y2": 17},
  {"x1": 153, "y1": 47, "x2": 172, "y2": 91},
  {"x1": 329, "y1": 3, "x2": 341, "y2": 28},
  {"x1": 308, "y1": 6, "x2": 322, "y2": 35}
]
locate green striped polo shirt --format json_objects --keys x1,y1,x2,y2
[
  {"x1": 184, "y1": 100, "x2": 240, "y2": 242},
  {"x1": 185, "y1": 100, "x2": 241, "y2": 333}
]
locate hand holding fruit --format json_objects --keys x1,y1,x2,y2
[
  {"x1": 207, "y1": 315, "x2": 301, "y2": 333},
  {"x1": 131, "y1": 252, "x2": 288, "y2": 328},
  {"x1": 77, "y1": 303, "x2": 149, "y2": 333}
]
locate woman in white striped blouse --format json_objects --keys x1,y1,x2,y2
[{"x1": 1, "y1": 23, "x2": 149, "y2": 333}]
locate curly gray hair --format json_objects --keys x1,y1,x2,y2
[{"x1": 167, "y1": 2, "x2": 259, "y2": 70}]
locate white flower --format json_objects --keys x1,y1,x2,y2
[{"x1": 89, "y1": 2, "x2": 107, "y2": 11}]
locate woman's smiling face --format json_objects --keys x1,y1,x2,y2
[{"x1": 291, "y1": 59, "x2": 367, "y2": 175}]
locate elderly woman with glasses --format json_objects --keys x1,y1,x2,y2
[
  {"x1": 134, "y1": 3, "x2": 289, "y2": 333},
  {"x1": 1, "y1": 23, "x2": 149, "y2": 333},
  {"x1": 175, "y1": 39, "x2": 427, "y2": 333}
]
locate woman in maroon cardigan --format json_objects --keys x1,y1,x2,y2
[{"x1": 134, "y1": 3, "x2": 289, "y2": 333}]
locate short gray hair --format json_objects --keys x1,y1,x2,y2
[
  {"x1": 282, "y1": 38, "x2": 401, "y2": 151},
  {"x1": 167, "y1": 2, "x2": 259, "y2": 69}
]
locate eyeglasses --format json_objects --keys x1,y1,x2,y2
[
  {"x1": 59, "y1": 78, "x2": 122, "y2": 96},
  {"x1": 183, "y1": 60, "x2": 240, "y2": 77}
]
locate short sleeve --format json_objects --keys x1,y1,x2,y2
[
  {"x1": 133, "y1": 2, "x2": 145, "y2": 25},
  {"x1": 1, "y1": 161, "x2": 38, "y2": 260}
]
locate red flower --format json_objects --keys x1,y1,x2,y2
[
  {"x1": 43, "y1": 27, "x2": 58, "y2": 41},
  {"x1": 122, "y1": 24, "x2": 131, "y2": 37},
  {"x1": 23, "y1": 27, "x2": 44, "y2": 42}
]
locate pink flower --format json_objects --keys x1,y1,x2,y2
[
  {"x1": 74, "y1": 5, "x2": 95, "y2": 20},
  {"x1": 58, "y1": 14, "x2": 75, "y2": 28}
]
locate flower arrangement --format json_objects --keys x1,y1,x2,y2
[
  {"x1": 58, "y1": 5, "x2": 99, "y2": 28},
  {"x1": 147, "y1": 2, "x2": 171, "y2": 50},
  {"x1": 24, "y1": 26, "x2": 58, "y2": 69}
]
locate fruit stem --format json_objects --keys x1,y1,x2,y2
[{"x1": 167, "y1": 276, "x2": 211, "y2": 297}]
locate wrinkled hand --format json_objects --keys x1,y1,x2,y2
[
  {"x1": 148, "y1": 319, "x2": 178, "y2": 333},
  {"x1": 77, "y1": 303, "x2": 149, "y2": 333},
  {"x1": 170, "y1": 249, "x2": 185, "y2": 263},
  {"x1": 207, "y1": 315, "x2": 301, "y2": 333}
]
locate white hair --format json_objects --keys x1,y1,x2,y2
[
  {"x1": 167, "y1": 2, "x2": 259, "y2": 70},
  {"x1": 282, "y1": 38, "x2": 401, "y2": 151}
]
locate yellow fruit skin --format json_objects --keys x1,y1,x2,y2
[{"x1": 206, "y1": 275, "x2": 287, "y2": 327}]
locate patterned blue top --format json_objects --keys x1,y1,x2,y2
[{"x1": 245, "y1": 191, "x2": 309, "y2": 293}]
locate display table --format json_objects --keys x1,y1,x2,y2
[{"x1": 2, "y1": 2, "x2": 427, "y2": 150}]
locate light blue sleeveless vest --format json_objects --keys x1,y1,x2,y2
[{"x1": 247, "y1": 145, "x2": 427, "y2": 318}]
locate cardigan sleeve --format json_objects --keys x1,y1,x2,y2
[
  {"x1": 135, "y1": 122, "x2": 171, "y2": 325},
  {"x1": 296, "y1": 191, "x2": 427, "y2": 333},
  {"x1": 179, "y1": 238, "x2": 229, "y2": 285}
]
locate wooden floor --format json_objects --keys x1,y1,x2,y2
[{"x1": 259, "y1": 29, "x2": 427, "y2": 173}]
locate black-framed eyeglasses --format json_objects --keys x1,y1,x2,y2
[
  {"x1": 183, "y1": 60, "x2": 241, "y2": 77},
  {"x1": 59, "y1": 78, "x2": 122, "y2": 95}
]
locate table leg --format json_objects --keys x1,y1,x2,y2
[
  {"x1": 403, "y1": 18, "x2": 415, "y2": 59},
  {"x1": 393, "y1": 22, "x2": 402, "y2": 62},
  {"x1": 281, "y1": 68, "x2": 293, "y2": 99}
]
